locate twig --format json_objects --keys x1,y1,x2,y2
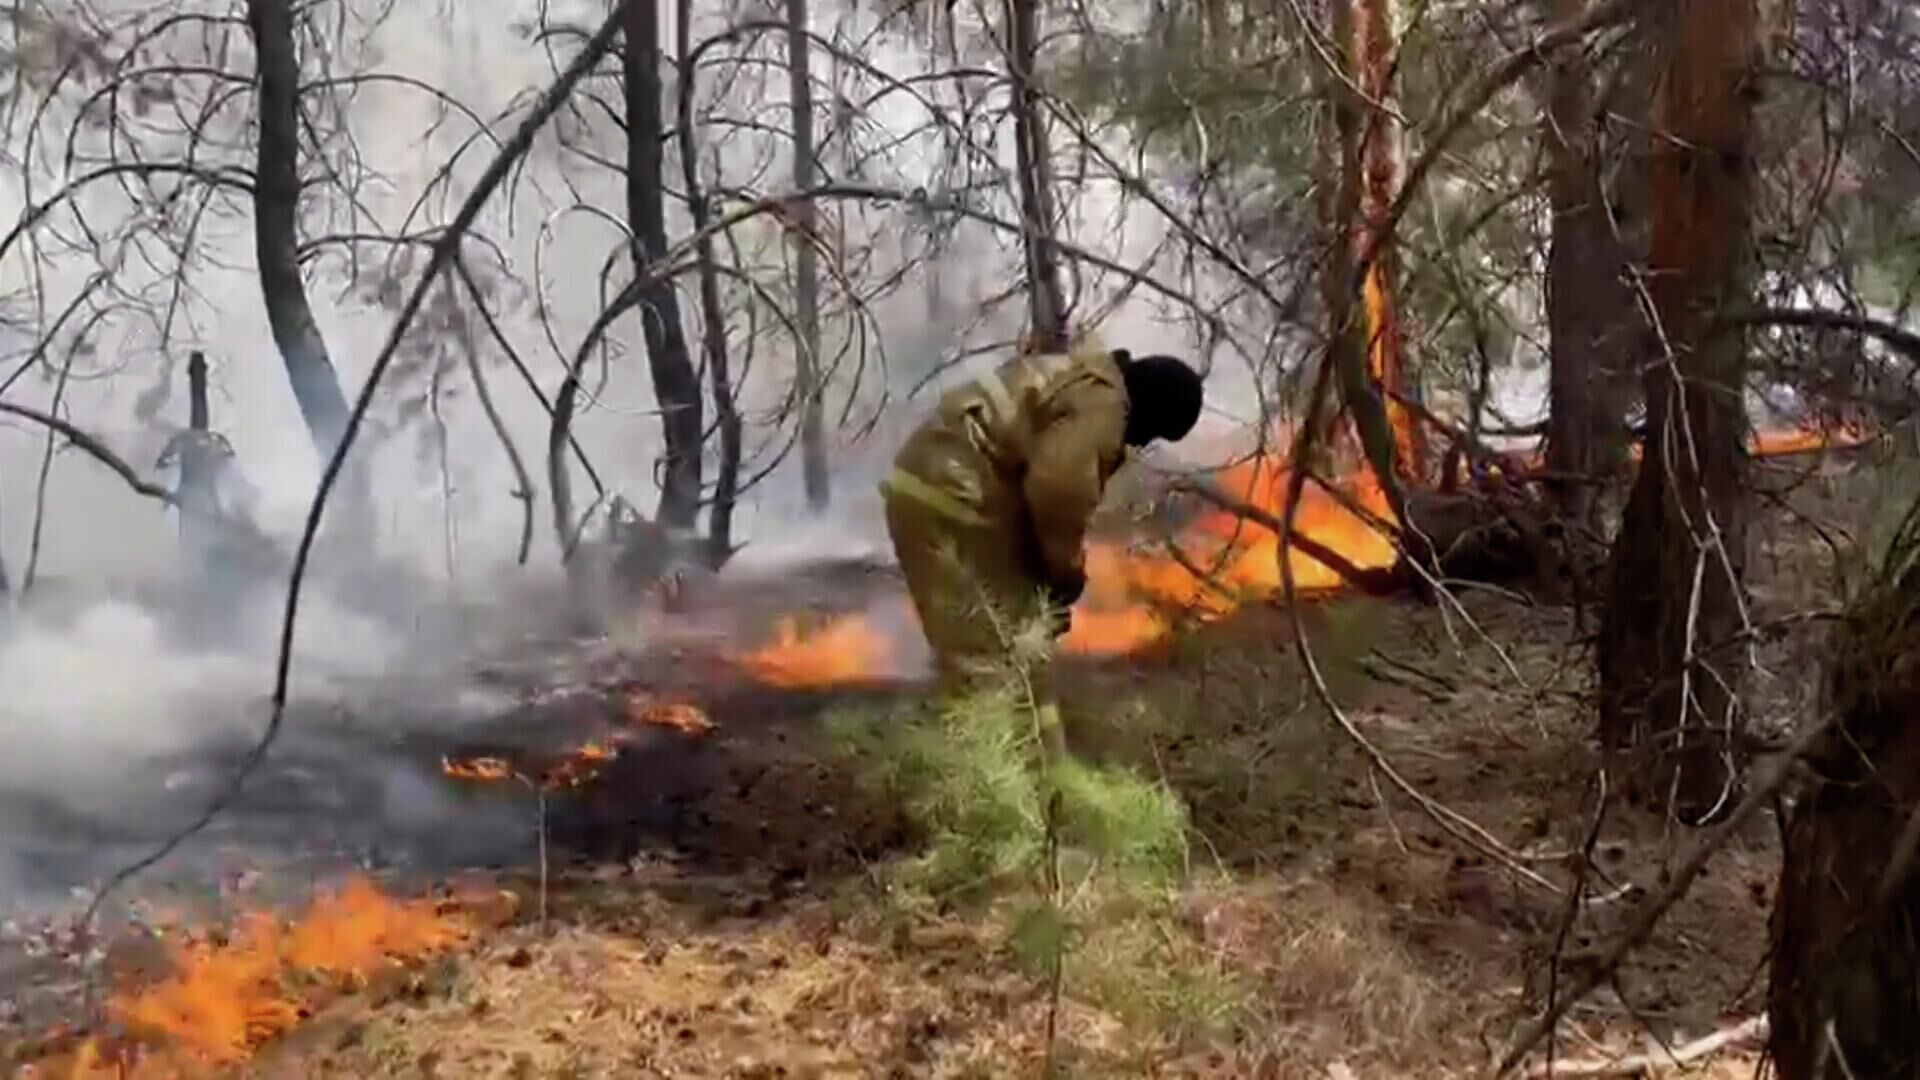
[
  {"x1": 1496, "y1": 720, "x2": 1832, "y2": 1074},
  {"x1": 1522, "y1": 1014, "x2": 1769, "y2": 1077},
  {"x1": 76, "y1": 1, "x2": 633, "y2": 933}
]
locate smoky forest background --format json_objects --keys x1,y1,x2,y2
[{"x1": 1, "y1": 0, "x2": 1918, "y2": 1076}]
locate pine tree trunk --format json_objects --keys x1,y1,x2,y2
[
  {"x1": 1768, "y1": 503, "x2": 1920, "y2": 1079},
  {"x1": 786, "y1": 0, "x2": 829, "y2": 512},
  {"x1": 1004, "y1": 0, "x2": 1067, "y2": 352},
  {"x1": 1541, "y1": 0, "x2": 1636, "y2": 529},
  {"x1": 624, "y1": 0, "x2": 704, "y2": 532},
  {"x1": 1596, "y1": 0, "x2": 1758, "y2": 825},
  {"x1": 246, "y1": 0, "x2": 369, "y2": 534}
]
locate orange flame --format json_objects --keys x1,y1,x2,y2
[
  {"x1": 540, "y1": 741, "x2": 616, "y2": 789},
  {"x1": 1063, "y1": 454, "x2": 1397, "y2": 655},
  {"x1": 735, "y1": 614, "x2": 895, "y2": 688},
  {"x1": 31, "y1": 877, "x2": 470, "y2": 1078},
  {"x1": 441, "y1": 754, "x2": 512, "y2": 783},
  {"x1": 623, "y1": 694, "x2": 716, "y2": 736}
]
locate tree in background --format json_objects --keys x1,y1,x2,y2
[
  {"x1": 787, "y1": 0, "x2": 831, "y2": 513},
  {"x1": 246, "y1": 0, "x2": 373, "y2": 542},
  {"x1": 624, "y1": 0, "x2": 705, "y2": 533},
  {"x1": 1004, "y1": 0, "x2": 1067, "y2": 352},
  {"x1": 1540, "y1": 0, "x2": 1641, "y2": 531}
]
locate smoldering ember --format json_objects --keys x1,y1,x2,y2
[{"x1": 0, "y1": 0, "x2": 1916, "y2": 1076}]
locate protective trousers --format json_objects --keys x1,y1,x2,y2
[{"x1": 881, "y1": 473, "x2": 1054, "y2": 700}]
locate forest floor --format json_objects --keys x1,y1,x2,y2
[{"x1": 4, "y1": 450, "x2": 1878, "y2": 1078}]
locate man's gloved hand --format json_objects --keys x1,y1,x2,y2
[{"x1": 1045, "y1": 574, "x2": 1085, "y2": 638}]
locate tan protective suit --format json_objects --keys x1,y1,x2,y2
[{"x1": 882, "y1": 344, "x2": 1130, "y2": 689}]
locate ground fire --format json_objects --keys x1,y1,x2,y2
[
  {"x1": 725, "y1": 416, "x2": 1864, "y2": 685},
  {"x1": 22, "y1": 878, "x2": 472, "y2": 1078}
]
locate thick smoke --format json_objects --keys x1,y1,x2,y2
[{"x1": 0, "y1": 0, "x2": 1251, "y2": 910}]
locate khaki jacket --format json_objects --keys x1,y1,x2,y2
[{"x1": 887, "y1": 345, "x2": 1129, "y2": 593}]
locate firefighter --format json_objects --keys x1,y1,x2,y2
[{"x1": 881, "y1": 339, "x2": 1204, "y2": 691}]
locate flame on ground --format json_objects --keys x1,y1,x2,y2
[
  {"x1": 441, "y1": 741, "x2": 620, "y2": 790},
  {"x1": 726, "y1": 417, "x2": 1870, "y2": 686},
  {"x1": 735, "y1": 614, "x2": 896, "y2": 689},
  {"x1": 624, "y1": 694, "x2": 716, "y2": 736},
  {"x1": 33, "y1": 877, "x2": 470, "y2": 1078}
]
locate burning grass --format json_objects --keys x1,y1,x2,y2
[{"x1": 18, "y1": 877, "x2": 481, "y2": 1078}]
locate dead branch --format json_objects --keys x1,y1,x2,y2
[
  {"x1": 0, "y1": 402, "x2": 177, "y2": 506},
  {"x1": 1522, "y1": 1014, "x2": 1769, "y2": 1078},
  {"x1": 1726, "y1": 306, "x2": 1920, "y2": 362}
]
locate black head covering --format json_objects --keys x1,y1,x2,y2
[{"x1": 1114, "y1": 349, "x2": 1204, "y2": 446}]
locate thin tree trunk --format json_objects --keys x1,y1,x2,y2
[
  {"x1": 246, "y1": 0, "x2": 367, "y2": 530},
  {"x1": 1768, "y1": 500, "x2": 1920, "y2": 1079},
  {"x1": 680, "y1": 0, "x2": 742, "y2": 569},
  {"x1": 624, "y1": 0, "x2": 703, "y2": 531},
  {"x1": 1596, "y1": 0, "x2": 1758, "y2": 825},
  {"x1": 786, "y1": 0, "x2": 829, "y2": 512},
  {"x1": 1005, "y1": 0, "x2": 1067, "y2": 352},
  {"x1": 1324, "y1": 0, "x2": 1414, "y2": 531},
  {"x1": 1352, "y1": 0, "x2": 1422, "y2": 482},
  {"x1": 1542, "y1": 0, "x2": 1636, "y2": 529}
]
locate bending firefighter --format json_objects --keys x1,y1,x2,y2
[{"x1": 881, "y1": 341, "x2": 1204, "y2": 690}]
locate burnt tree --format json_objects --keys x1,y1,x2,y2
[
  {"x1": 1541, "y1": 0, "x2": 1639, "y2": 530},
  {"x1": 677, "y1": 0, "x2": 743, "y2": 568},
  {"x1": 1004, "y1": 0, "x2": 1067, "y2": 351},
  {"x1": 245, "y1": 0, "x2": 368, "y2": 530},
  {"x1": 786, "y1": 0, "x2": 830, "y2": 512},
  {"x1": 1769, "y1": 501, "x2": 1920, "y2": 1079},
  {"x1": 624, "y1": 0, "x2": 704, "y2": 531},
  {"x1": 1596, "y1": 0, "x2": 1759, "y2": 825}
]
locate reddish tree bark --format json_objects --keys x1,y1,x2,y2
[{"x1": 1596, "y1": 0, "x2": 1759, "y2": 824}]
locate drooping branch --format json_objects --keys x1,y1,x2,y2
[{"x1": 0, "y1": 402, "x2": 177, "y2": 506}]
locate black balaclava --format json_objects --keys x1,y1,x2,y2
[{"x1": 1114, "y1": 349, "x2": 1204, "y2": 446}]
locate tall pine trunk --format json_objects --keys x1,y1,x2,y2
[
  {"x1": 246, "y1": 0, "x2": 369, "y2": 536},
  {"x1": 625, "y1": 0, "x2": 704, "y2": 531},
  {"x1": 1541, "y1": 0, "x2": 1636, "y2": 530},
  {"x1": 1004, "y1": 0, "x2": 1066, "y2": 352},
  {"x1": 786, "y1": 0, "x2": 829, "y2": 512},
  {"x1": 1595, "y1": 0, "x2": 1758, "y2": 825},
  {"x1": 1768, "y1": 502, "x2": 1920, "y2": 1079}
]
